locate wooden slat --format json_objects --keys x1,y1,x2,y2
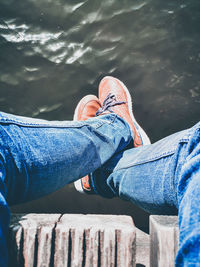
[
  {"x1": 150, "y1": 215, "x2": 179, "y2": 267},
  {"x1": 54, "y1": 214, "x2": 136, "y2": 267},
  {"x1": 136, "y1": 228, "x2": 150, "y2": 267},
  {"x1": 9, "y1": 213, "x2": 136, "y2": 267},
  {"x1": 9, "y1": 213, "x2": 61, "y2": 267}
]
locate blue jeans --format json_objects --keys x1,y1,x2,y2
[{"x1": 0, "y1": 111, "x2": 199, "y2": 266}]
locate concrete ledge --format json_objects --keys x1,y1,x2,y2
[
  {"x1": 150, "y1": 215, "x2": 179, "y2": 267},
  {"x1": 8, "y1": 213, "x2": 136, "y2": 267},
  {"x1": 135, "y1": 228, "x2": 150, "y2": 267},
  {"x1": 9, "y1": 214, "x2": 179, "y2": 267}
]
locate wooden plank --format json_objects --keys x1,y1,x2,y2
[
  {"x1": 54, "y1": 214, "x2": 136, "y2": 267},
  {"x1": 136, "y1": 228, "x2": 150, "y2": 267},
  {"x1": 9, "y1": 214, "x2": 136, "y2": 267},
  {"x1": 9, "y1": 213, "x2": 61, "y2": 267},
  {"x1": 150, "y1": 215, "x2": 179, "y2": 267}
]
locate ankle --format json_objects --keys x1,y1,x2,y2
[{"x1": 90, "y1": 171, "x2": 115, "y2": 199}]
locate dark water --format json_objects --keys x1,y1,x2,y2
[{"x1": 1, "y1": 0, "x2": 200, "y2": 231}]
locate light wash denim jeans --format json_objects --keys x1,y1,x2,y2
[{"x1": 0, "y1": 111, "x2": 199, "y2": 266}]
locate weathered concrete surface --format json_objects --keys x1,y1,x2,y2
[
  {"x1": 54, "y1": 214, "x2": 136, "y2": 267},
  {"x1": 9, "y1": 213, "x2": 61, "y2": 267},
  {"x1": 150, "y1": 215, "x2": 179, "y2": 267},
  {"x1": 136, "y1": 228, "x2": 150, "y2": 267},
  {"x1": 9, "y1": 213, "x2": 136, "y2": 267}
]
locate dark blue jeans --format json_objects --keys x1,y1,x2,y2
[
  {"x1": 0, "y1": 111, "x2": 199, "y2": 266},
  {"x1": 92, "y1": 120, "x2": 200, "y2": 266}
]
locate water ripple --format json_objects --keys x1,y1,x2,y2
[{"x1": 0, "y1": 0, "x2": 200, "y2": 141}]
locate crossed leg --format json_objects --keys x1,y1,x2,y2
[{"x1": 91, "y1": 122, "x2": 200, "y2": 266}]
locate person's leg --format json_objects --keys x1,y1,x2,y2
[
  {"x1": 0, "y1": 110, "x2": 133, "y2": 266},
  {"x1": 74, "y1": 76, "x2": 151, "y2": 193},
  {"x1": 175, "y1": 127, "x2": 200, "y2": 266},
  {"x1": 0, "y1": 111, "x2": 132, "y2": 206},
  {"x1": 91, "y1": 122, "x2": 200, "y2": 266},
  {"x1": 0, "y1": 76, "x2": 148, "y2": 266}
]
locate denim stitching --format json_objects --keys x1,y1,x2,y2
[
  {"x1": 0, "y1": 119, "x2": 105, "y2": 129},
  {"x1": 107, "y1": 150, "x2": 176, "y2": 172},
  {"x1": 0, "y1": 119, "x2": 84, "y2": 128},
  {"x1": 123, "y1": 133, "x2": 190, "y2": 169},
  {"x1": 0, "y1": 114, "x2": 117, "y2": 129}
]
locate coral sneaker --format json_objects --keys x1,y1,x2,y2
[
  {"x1": 73, "y1": 95, "x2": 101, "y2": 193},
  {"x1": 97, "y1": 76, "x2": 151, "y2": 147}
]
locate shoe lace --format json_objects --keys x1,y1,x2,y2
[{"x1": 96, "y1": 93, "x2": 127, "y2": 116}]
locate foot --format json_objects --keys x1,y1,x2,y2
[
  {"x1": 97, "y1": 76, "x2": 151, "y2": 147},
  {"x1": 73, "y1": 95, "x2": 101, "y2": 194}
]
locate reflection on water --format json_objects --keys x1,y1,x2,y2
[
  {"x1": 0, "y1": 0, "x2": 200, "y2": 141},
  {"x1": 1, "y1": 0, "x2": 200, "y2": 224}
]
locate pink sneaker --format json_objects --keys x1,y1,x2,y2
[
  {"x1": 73, "y1": 95, "x2": 101, "y2": 193},
  {"x1": 97, "y1": 76, "x2": 151, "y2": 147}
]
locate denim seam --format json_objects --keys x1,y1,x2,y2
[
  {"x1": 0, "y1": 114, "x2": 117, "y2": 129},
  {"x1": 104, "y1": 150, "x2": 176, "y2": 172},
  {"x1": 0, "y1": 120, "x2": 103, "y2": 129},
  {"x1": 119, "y1": 133, "x2": 190, "y2": 170},
  {"x1": 0, "y1": 120, "x2": 85, "y2": 128},
  {"x1": 103, "y1": 135, "x2": 190, "y2": 172}
]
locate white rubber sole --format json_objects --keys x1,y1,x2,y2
[
  {"x1": 103, "y1": 76, "x2": 151, "y2": 146},
  {"x1": 74, "y1": 178, "x2": 84, "y2": 193}
]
